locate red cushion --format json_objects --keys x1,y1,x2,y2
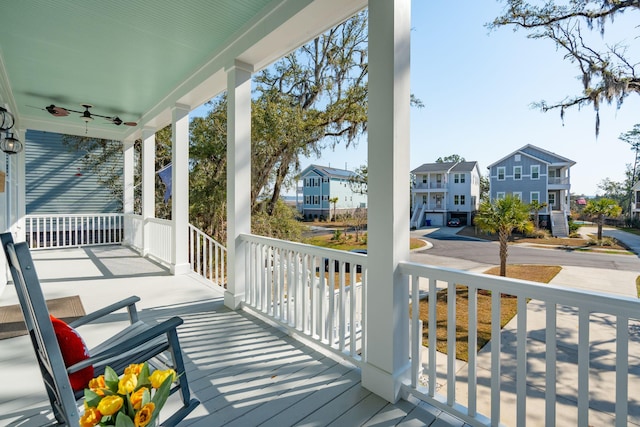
[{"x1": 50, "y1": 315, "x2": 94, "y2": 392}]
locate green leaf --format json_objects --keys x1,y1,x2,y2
[{"x1": 115, "y1": 411, "x2": 135, "y2": 427}]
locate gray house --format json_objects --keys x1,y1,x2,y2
[
  {"x1": 488, "y1": 144, "x2": 576, "y2": 236},
  {"x1": 410, "y1": 161, "x2": 481, "y2": 227}
]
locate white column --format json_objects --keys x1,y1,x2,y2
[
  {"x1": 171, "y1": 104, "x2": 190, "y2": 275},
  {"x1": 225, "y1": 60, "x2": 253, "y2": 310},
  {"x1": 142, "y1": 128, "x2": 156, "y2": 255},
  {"x1": 362, "y1": 0, "x2": 411, "y2": 403},
  {"x1": 123, "y1": 140, "x2": 135, "y2": 215}
]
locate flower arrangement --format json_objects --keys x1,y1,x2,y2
[{"x1": 79, "y1": 362, "x2": 176, "y2": 427}]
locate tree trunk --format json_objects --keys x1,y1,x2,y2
[
  {"x1": 499, "y1": 228, "x2": 509, "y2": 277},
  {"x1": 597, "y1": 214, "x2": 604, "y2": 241}
]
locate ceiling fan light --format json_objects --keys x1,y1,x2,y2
[
  {"x1": 1, "y1": 132, "x2": 23, "y2": 154},
  {"x1": 81, "y1": 113, "x2": 93, "y2": 122}
]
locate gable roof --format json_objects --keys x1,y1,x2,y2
[
  {"x1": 299, "y1": 164, "x2": 358, "y2": 180},
  {"x1": 487, "y1": 144, "x2": 576, "y2": 168},
  {"x1": 411, "y1": 161, "x2": 479, "y2": 174}
]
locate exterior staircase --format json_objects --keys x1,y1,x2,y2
[
  {"x1": 411, "y1": 203, "x2": 425, "y2": 228},
  {"x1": 550, "y1": 211, "x2": 569, "y2": 237}
]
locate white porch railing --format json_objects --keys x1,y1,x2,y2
[
  {"x1": 146, "y1": 218, "x2": 172, "y2": 264},
  {"x1": 124, "y1": 213, "x2": 144, "y2": 250},
  {"x1": 25, "y1": 214, "x2": 123, "y2": 250},
  {"x1": 240, "y1": 234, "x2": 366, "y2": 364},
  {"x1": 188, "y1": 224, "x2": 226, "y2": 288},
  {"x1": 400, "y1": 261, "x2": 640, "y2": 427}
]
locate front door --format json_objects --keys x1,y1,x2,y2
[{"x1": 548, "y1": 192, "x2": 557, "y2": 210}]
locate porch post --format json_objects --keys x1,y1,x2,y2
[
  {"x1": 363, "y1": 0, "x2": 411, "y2": 403},
  {"x1": 171, "y1": 103, "x2": 190, "y2": 275},
  {"x1": 225, "y1": 60, "x2": 253, "y2": 310},
  {"x1": 123, "y1": 139, "x2": 135, "y2": 216},
  {"x1": 142, "y1": 128, "x2": 156, "y2": 255}
]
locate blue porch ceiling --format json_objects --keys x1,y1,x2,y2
[{"x1": 0, "y1": 0, "x2": 366, "y2": 140}]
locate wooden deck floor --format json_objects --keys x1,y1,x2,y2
[{"x1": 0, "y1": 245, "x2": 466, "y2": 427}]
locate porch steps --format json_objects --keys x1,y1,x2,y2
[
  {"x1": 411, "y1": 203, "x2": 425, "y2": 228},
  {"x1": 550, "y1": 211, "x2": 569, "y2": 237}
]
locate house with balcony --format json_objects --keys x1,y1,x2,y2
[
  {"x1": 0, "y1": 2, "x2": 638, "y2": 427},
  {"x1": 297, "y1": 164, "x2": 367, "y2": 220},
  {"x1": 488, "y1": 144, "x2": 576, "y2": 237},
  {"x1": 410, "y1": 161, "x2": 481, "y2": 227},
  {"x1": 631, "y1": 181, "x2": 640, "y2": 220}
]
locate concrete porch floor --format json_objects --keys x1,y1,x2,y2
[{"x1": 0, "y1": 245, "x2": 466, "y2": 427}]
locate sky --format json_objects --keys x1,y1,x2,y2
[{"x1": 193, "y1": 1, "x2": 639, "y2": 197}]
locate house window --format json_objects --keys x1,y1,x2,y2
[
  {"x1": 514, "y1": 166, "x2": 522, "y2": 180},
  {"x1": 497, "y1": 167, "x2": 505, "y2": 181},
  {"x1": 471, "y1": 196, "x2": 476, "y2": 206},
  {"x1": 323, "y1": 177, "x2": 329, "y2": 183},
  {"x1": 454, "y1": 195, "x2": 459, "y2": 205},
  {"x1": 305, "y1": 195, "x2": 310, "y2": 205},
  {"x1": 496, "y1": 192, "x2": 505, "y2": 200},
  {"x1": 422, "y1": 176, "x2": 427, "y2": 184},
  {"x1": 460, "y1": 195, "x2": 466, "y2": 205},
  {"x1": 454, "y1": 173, "x2": 466, "y2": 183},
  {"x1": 515, "y1": 154, "x2": 521, "y2": 162},
  {"x1": 513, "y1": 192, "x2": 522, "y2": 200},
  {"x1": 322, "y1": 195, "x2": 329, "y2": 201},
  {"x1": 531, "y1": 165, "x2": 540, "y2": 180},
  {"x1": 548, "y1": 192, "x2": 556, "y2": 207},
  {"x1": 313, "y1": 195, "x2": 319, "y2": 205},
  {"x1": 422, "y1": 195, "x2": 427, "y2": 204},
  {"x1": 531, "y1": 192, "x2": 540, "y2": 203}
]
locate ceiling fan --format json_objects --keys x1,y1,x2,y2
[{"x1": 38, "y1": 104, "x2": 138, "y2": 127}]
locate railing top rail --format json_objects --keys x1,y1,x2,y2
[
  {"x1": 25, "y1": 213, "x2": 123, "y2": 219},
  {"x1": 147, "y1": 217, "x2": 172, "y2": 225},
  {"x1": 399, "y1": 260, "x2": 640, "y2": 318},
  {"x1": 240, "y1": 233, "x2": 367, "y2": 265}
]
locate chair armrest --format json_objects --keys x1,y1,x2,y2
[
  {"x1": 68, "y1": 296, "x2": 141, "y2": 328},
  {"x1": 67, "y1": 316, "x2": 184, "y2": 373}
]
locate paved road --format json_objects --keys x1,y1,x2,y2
[{"x1": 410, "y1": 227, "x2": 640, "y2": 273}]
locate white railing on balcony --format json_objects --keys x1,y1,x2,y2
[
  {"x1": 400, "y1": 261, "x2": 640, "y2": 427},
  {"x1": 124, "y1": 213, "x2": 144, "y2": 250},
  {"x1": 25, "y1": 214, "x2": 123, "y2": 250},
  {"x1": 146, "y1": 217, "x2": 172, "y2": 265},
  {"x1": 548, "y1": 177, "x2": 569, "y2": 185},
  {"x1": 188, "y1": 224, "x2": 226, "y2": 288},
  {"x1": 240, "y1": 234, "x2": 366, "y2": 364}
]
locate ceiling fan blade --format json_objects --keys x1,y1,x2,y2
[
  {"x1": 123, "y1": 121, "x2": 137, "y2": 126},
  {"x1": 45, "y1": 104, "x2": 70, "y2": 117}
]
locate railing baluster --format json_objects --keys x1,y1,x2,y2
[
  {"x1": 616, "y1": 315, "x2": 629, "y2": 427},
  {"x1": 468, "y1": 285, "x2": 478, "y2": 417},
  {"x1": 516, "y1": 295, "x2": 527, "y2": 426},
  {"x1": 546, "y1": 303, "x2": 557, "y2": 426},
  {"x1": 491, "y1": 289, "x2": 501, "y2": 425},
  {"x1": 447, "y1": 281, "x2": 456, "y2": 406},
  {"x1": 578, "y1": 308, "x2": 590, "y2": 427}
]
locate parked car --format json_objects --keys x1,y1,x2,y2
[{"x1": 447, "y1": 218, "x2": 461, "y2": 227}]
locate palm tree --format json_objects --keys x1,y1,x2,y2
[
  {"x1": 529, "y1": 200, "x2": 548, "y2": 230},
  {"x1": 329, "y1": 197, "x2": 339, "y2": 221},
  {"x1": 583, "y1": 198, "x2": 622, "y2": 242},
  {"x1": 475, "y1": 195, "x2": 533, "y2": 277}
]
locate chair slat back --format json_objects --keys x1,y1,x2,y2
[{"x1": 1, "y1": 235, "x2": 80, "y2": 425}]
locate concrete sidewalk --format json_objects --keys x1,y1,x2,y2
[{"x1": 581, "y1": 225, "x2": 640, "y2": 256}]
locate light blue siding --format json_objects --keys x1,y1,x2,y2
[{"x1": 25, "y1": 130, "x2": 121, "y2": 214}]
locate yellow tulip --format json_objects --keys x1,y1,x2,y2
[
  {"x1": 149, "y1": 369, "x2": 176, "y2": 389},
  {"x1": 134, "y1": 402, "x2": 156, "y2": 427},
  {"x1": 79, "y1": 407, "x2": 101, "y2": 427},
  {"x1": 130, "y1": 387, "x2": 147, "y2": 410},
  {"x1": 118, "y1": 372, "x2": 138, "y2": 394},
  {"x1": 88, "y1": 375, "x2": 106, "y2": 397},
  {"x1": 124, "y1": 363, "x2": 144, "y2": 376},
  {"x1": 97, "y1": 395, "x2": 124, "y2": 416}
]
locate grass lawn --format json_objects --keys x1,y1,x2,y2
[
  {"x1": 419, "y1": 264, "x2": 562, "y2": 362},
  {"x1": 306, "y1": 233, "x2": 426, "y2": 250}
]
